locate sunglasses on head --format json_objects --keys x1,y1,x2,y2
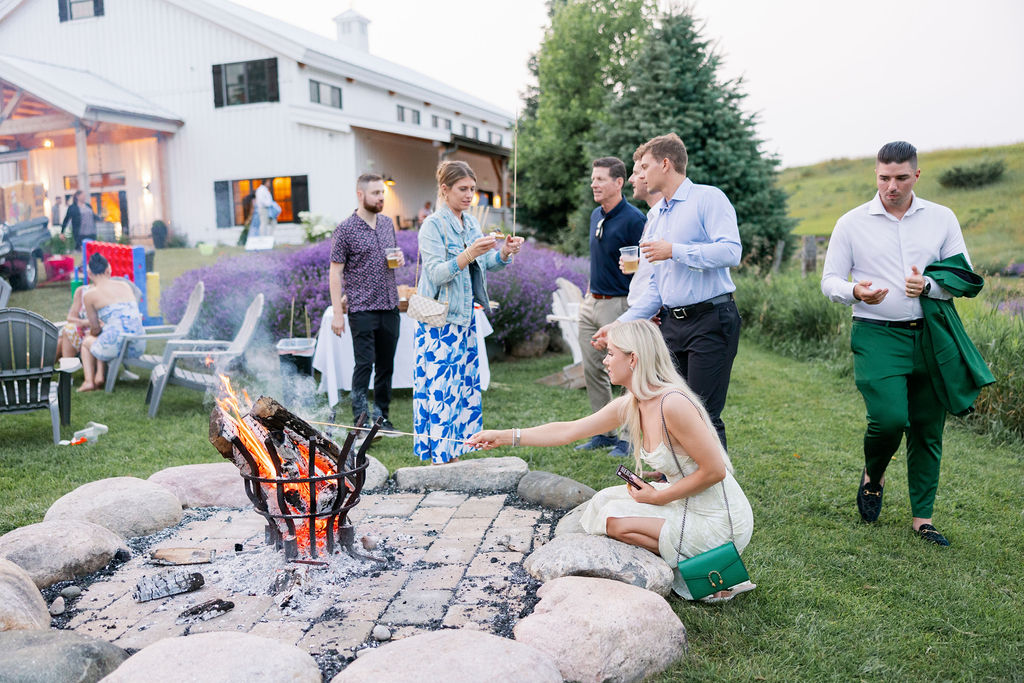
[{"x1": 595, "y1": 217, "x2": 606, "y2": 240}]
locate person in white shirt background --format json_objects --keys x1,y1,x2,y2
[{"x1": 821, "y1": 140, "x2": 970, "y2": 546}]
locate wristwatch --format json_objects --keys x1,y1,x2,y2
[{"x1": 923, "y1": 280, "x2": 931, "y2": 296}]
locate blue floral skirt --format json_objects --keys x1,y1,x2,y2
[{"x1": 413, "y1": 317, "x2": 481, "y2": 464}]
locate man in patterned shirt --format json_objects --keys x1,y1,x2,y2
[{"x1": 329, "y1": 173, "x2": 404, "y2": 436}]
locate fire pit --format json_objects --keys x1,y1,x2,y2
[{"x1": 209, "y1": 377, "x2": 380, "y2": 562}]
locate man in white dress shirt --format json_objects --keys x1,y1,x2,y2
[
  {"x1": 821, "y1": 141, "x2": 970, "y2": 546},
  {"x1": 594, "y1": 133, "x2": 743, "y2": 450}
]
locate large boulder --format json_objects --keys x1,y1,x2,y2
[
  {"x1": 363, "y1": 455, "x2": 389, "y2": 491},
  {"x1": 394, "y1": 456, "x2": 528, "y2": 493},
  {"x1": 332, "y1": 629, "x2": 561, "y2": 683},
  {"x1": 101, "y1": 631, "x2": 320, "y2": 682},
  {"x1": 44, "y1": 477, "x2": 182, "y2": 539},
  {"x1": 0, "y1": 629, "x2": 129, "y2": 682},
  {"x1": 553, "y1": 501, "x2": 588, "y2": 536},
  {"x1": 0, "y1": 521, "x2": 128, "y2": 589},
  {"x1": 523, "y1": 533, "x2": 673, "y2": 596},
  {"x1": 514, "y1": 576, "x2": 687, "y2": 683},
  {"x1": 0, "y1": 558, "x2": 49, "y2": 631},
  {"x1": 148, "y1": 462, "x2": 251, "y2": 508},
  {"x1": 517, "y1": 471, "x2": 595, "y2": 510}
]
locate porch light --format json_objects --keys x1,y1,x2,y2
[
  {"x1": 384, "y1": 176, "x2": 396, "y2": 187},
  {"x1": 42, "y1": 139, "x2": 53, "y2": 148}
]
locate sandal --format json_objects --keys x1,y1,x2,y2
[{"x1": 914, "y1": 524, "x2": 950, "y2": 546}]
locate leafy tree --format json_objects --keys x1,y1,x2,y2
[
  {"x1": 516, "y1": 0, "x2": 653, "y2": 241},
  {"x1": 582, "y1": 10, "x2": 794, "y2": 268}
]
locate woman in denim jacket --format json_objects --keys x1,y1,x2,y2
[{"x1": 414, "y1": 161, "x2": 524, "y2": 463}]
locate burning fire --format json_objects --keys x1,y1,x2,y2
[{"x1": 216, "y1": 375, "x2": 352, "y2": 555}]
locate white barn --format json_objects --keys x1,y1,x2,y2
[{"x1": 0, "y1": 0, "x2": 515, "y2": 244}]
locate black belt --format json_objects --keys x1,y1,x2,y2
[
  {"x1": 664, "y1": 293, "x2": 733, "y2": 320},
  {"x1": 853, "y1": 316, "x2": 924, "y2": 330}
]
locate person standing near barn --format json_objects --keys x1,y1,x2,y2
[
  {"x1": 329, "y1": 173, "x2": 404, "y2": 437},
  {"x1": 821, "y1": 141, "x2": 994, "y2": 546},
  {"x1": 62, "y1": 190, "x2": 97, "y2": 249}
]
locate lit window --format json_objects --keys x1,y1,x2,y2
[{"x1": 213, "y1": 175, "x2": 310, "y2": 228}]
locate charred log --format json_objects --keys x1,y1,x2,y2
[{"x1": 133, "y1": 571, "x2": 205, "y2": 602}]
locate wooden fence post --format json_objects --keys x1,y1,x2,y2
[{"x1": 801, "y1": 235, "x2": 817, "y2": 277}]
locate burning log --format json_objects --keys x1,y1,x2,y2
[
  {"x1": 133, "y1": 571, "x2": 205, "y2": 602},
  {"x1": 208, "y1": 377, "x2": 380, "y2": 562},
  {"x1": 176, "y1": 598, "x2": 235, "y2": 624}
]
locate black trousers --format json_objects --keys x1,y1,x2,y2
[
  {"x1": 349, "y1": 308, "x2": 401, "y2": 422},
  {"x1": 659, "y1": 300, "x2": 741, "y2": 450}
]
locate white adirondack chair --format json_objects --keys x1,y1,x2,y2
[
  {"x1": 104, "y1": 280, "x2": 205, "y2": 392},
  {"x1": 146, "y1": 293, "x2": 264, "y2": 418},
  {"x1": 545, "y1": 277, "x2": 584, "y2": 366}
]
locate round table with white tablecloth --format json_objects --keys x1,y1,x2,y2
[{"x1": 312, "y1": 305, "x2": 492, "y2": 408}]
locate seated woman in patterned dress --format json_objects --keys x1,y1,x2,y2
[
  {"x1": 469, "y1": 320, "x2": 755, "y2": 601},
  {"x1": 58, "y1": 282, "x2": 92, "y2": 360},
  {"x1": 413, "y1": 160, "x2": 524, "y2": 464},
  {"x1": 79, "y1": 252, "x2": 145, "y2": 392}
]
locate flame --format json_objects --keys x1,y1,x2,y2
[
  {"x1": 216, "y1": 375, "x2": 352, "y2": 556},
  {"x1": 204, "y1": 355, "x2": 215, "y2": 367}
]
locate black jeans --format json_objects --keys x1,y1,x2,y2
[
  {"x1": 349, "y1": 308, "x2": 401, "y2": 423},
  {"x1": 659, "y1": 300, "x2": 741, "y2": 450}
]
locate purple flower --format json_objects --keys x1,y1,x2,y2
[{"x1": 162, "y1": 235, "x2": 589, "y2": 350}]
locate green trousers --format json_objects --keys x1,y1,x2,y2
[{"x1": 852, "y1": 322, "x2": 946, "y2": 518}]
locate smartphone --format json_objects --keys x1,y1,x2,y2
[{"x1": 616, "y1": 464, "x2": 644, "y2": 490}]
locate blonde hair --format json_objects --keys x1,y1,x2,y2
[
  {"x1": 606, "y1": 320, "x2": 733, "y2": 474},
  {"x1": 436, "y1": 160, "x2": 476, "y2": 207}
]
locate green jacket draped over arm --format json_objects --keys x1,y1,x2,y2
[{"x1": 920, "y1": 253, "x2": 996, "y2": 416}]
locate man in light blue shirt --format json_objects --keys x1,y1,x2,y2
[{"x1": 594, "y1": 133, "x2": 742, "y2": 448}]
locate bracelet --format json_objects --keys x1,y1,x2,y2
[
  {"x1": 463, "y1": 249, "x2": 475, "y2": 264},
  {"x1": 511, "y1": 428, "x2": 521, "y2": 447}
]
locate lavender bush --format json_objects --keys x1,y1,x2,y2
[{"x1": 161, "y1": 232, "x2": 589, "y2": 353}]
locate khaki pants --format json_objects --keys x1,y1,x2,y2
[{"x1": 577, "y1": 293, "x2": 629, "y2": 438}]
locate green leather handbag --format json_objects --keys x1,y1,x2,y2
[
  {"x1": 677, "y1": 541, "x2": 749, "y2": 601},
  {"x1": 658, "y1": 392, "x2": 751, "y2": 601}
]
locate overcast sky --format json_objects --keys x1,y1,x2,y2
[{"x1": 235, "y1": 0, "x2": 1024, "y2": 168}]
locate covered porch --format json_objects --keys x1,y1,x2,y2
[
  {"x1": 0, "y1": 55, "x2": 183, "y2": 240},
  {"x1": 352, "y1": 128, "x2": 514, "y2": 231}
]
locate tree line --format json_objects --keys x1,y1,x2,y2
[{"x1": 517, "y1": 1, "x2": 794, "y2": 269}]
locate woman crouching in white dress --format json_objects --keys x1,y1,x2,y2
[{"x1": 469, "y1": 319, "x2": 754, "y2": 601}]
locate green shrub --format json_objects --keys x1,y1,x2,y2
[
  {"x1": 735, "y1": 269, "x2": 1024, "y2": 440},
  {"x1": 735, "y1": 269, "x2": 851, "y2": 371},
  {"x1": 151, "y1": 220, "x2": 169, "y2": 248},
  {"x1": 937, "y1": 159, "x2": 1005, "y2": 189}
]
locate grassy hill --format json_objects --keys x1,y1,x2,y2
[{"x1": 778, "y1": 142, "x2": 1024, "y2": 272}]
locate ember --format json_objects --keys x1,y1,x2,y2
[{"x1": 209, "y1": 376, "x2": 379, "y2": 561}]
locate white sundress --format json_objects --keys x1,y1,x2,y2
[{"x1": 579, "y1": 440, "x2": 754, "y2": 599}]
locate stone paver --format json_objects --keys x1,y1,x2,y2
[
  {"x1": 248, "y1": 619, "x2": 309, "y2": 645},
  {"x1": 301, "y1": 619, "x2": 375, "y2": 654},
  {"x1": 59, "y1": 492, "x2": 555, "y2": 678},
  {"x1": 419, "y1": 491, "x2": 468, "y2": 507},
  {"x1": 381, "y1": 589, "x2": 453, "y2": 625}
]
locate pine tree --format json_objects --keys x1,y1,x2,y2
[
  {"x1": 583, "y1": 10, "x2": 794, "y2": 268},
  {"x1": 516, "y1": 0, "x2": 653, "y2": 241}
]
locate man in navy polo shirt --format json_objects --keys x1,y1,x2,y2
[
  {"x1": 329, "y1": 173, "x2": 403, "y2": 437},
  {"x1": 576, "y1": 156, "x2": 646, "y2": 456}
]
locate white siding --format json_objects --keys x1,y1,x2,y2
[{"x1": 0, "y1": 0, "x2": 511, "y2": 244}]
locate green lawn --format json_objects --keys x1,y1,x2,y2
[
  {"x1": 2, "y1": 247, "x2": 1022, "y2": 680},
  {"x1": 2, "y1": 337, "x2": 1021, "y2": 680},
  {"x1": 779, "y1": 142, "x2": 1024, "y2": 272}
]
